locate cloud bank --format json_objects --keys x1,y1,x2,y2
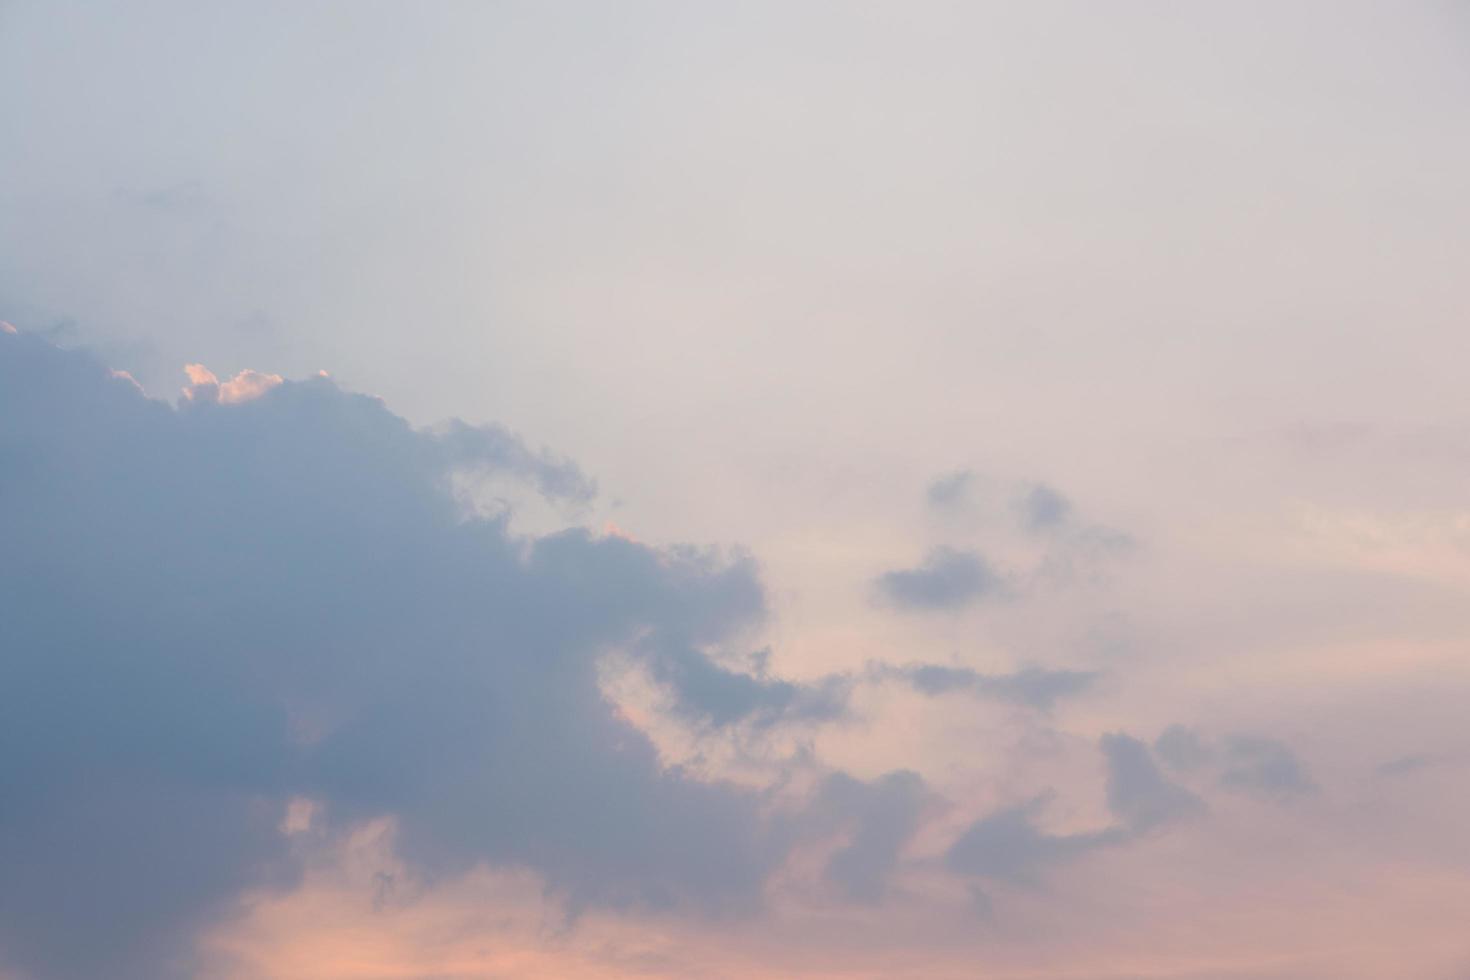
[
  {"x1": 0, "y1": 330, "x2": 1433, "y2": 980},
  {"x1": 0, "y1": 331, "x2": 807, "y2": 979}
]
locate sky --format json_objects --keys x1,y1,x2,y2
[{"x1": 2, "y1": 2, "x2": 1470, "y2": 978}]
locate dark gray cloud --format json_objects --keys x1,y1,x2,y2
[
  {"x1": 892, "y1": 664, "x2": 1097, "y2": 711},
  {"x1": 0, "y1": 332, "x2": 836, "y2": 979},
  {"x1": 874, "y1": 547, "x2": 1002, "y2": 611},
  {"x1": 1221, "y1": 736, "x2": 1315, "y2": 800}
]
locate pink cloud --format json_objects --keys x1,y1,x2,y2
[{"x1": 181, "y1": 363, "x2": 284, "y2": 405}]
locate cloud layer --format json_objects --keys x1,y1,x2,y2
[
  {"x1": 5, "y1": 327, "x2": 1456, "y2": 980},
  {"x1": 0, "y1": 332, "x2": 803, "y2": 978}
]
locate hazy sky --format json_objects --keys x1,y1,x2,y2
[{"x1": 3, "y1": 3, "x2": 1470, "y2": 978}]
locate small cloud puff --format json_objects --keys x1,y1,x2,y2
[
  {"x1": 889, "y1": 663, "x2": 1097, "y2": 711},
  {"x1": 1016, "y1": 483, "x2": 1072, "y2": 531},
  {"x1": 181, "y1": 362, "x2": 284, "y2": 405},
  {"x1": 926, "y1": 469, "x2": 975, "y2": 508},
  {"x1": 875, "y1": 547, "x2": 1003, "y2": 611}
]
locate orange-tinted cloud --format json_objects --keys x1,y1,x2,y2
[{"x1": 181, "y1": 363, "x2": 283, "y2": 404}]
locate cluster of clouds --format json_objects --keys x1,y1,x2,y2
[
  {"x1": 1, "y1": 330, "x2": 776, "y2": 978},
  {"x1": 0, "y1": 330, "x2": 1318, "y2": 980},
  {"x1": 879, "y1": 469, "x2": 1134, "y2": 612}
]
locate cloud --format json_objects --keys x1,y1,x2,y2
[
  {"x1": 947, "y1": 734, "x2": 1196, "y2": 884},
  {"x1": 914, "y1": 474, "x2": 1133, "y2": 596},
  {"x1": 809, "y1": 770, "x2": 927, "y2": 903},
  {"x1": 181, "y1": 362, "x2": 284, "y2": 404},
  {"x1": 430, "y1": 417, "x2": 597, "y2": 505},
  {"x1": 945, "y1": 796, "x2": 1117, "y2": 884},
  {"x1": 1153, "y1": 726, "x2": 1314, "y2": 802},
  {"x1": 1220, "y1": 736, "x2": 1316, "y2": 800},
  {"x1": 1100, "y1": 733, "x2": 1205, "y2": 833},
  {"x1": 874, "y1": 547, "x2": 1002, "y2": 611},
  {"x1": 891, "y1": 664, "x2": 1097, "y2": 711},
  {"x1": 1016, "y1": 483, "x2": 1072, "y2": 531},
  {"x1": 925, "y1": 469, "x2": 974, "y2": 508},
  {"x1": 0, "y1": 332, "x2": 830, "y2": 979},
  {"x1": 644, "y1": 642, "x2": 850, "y2": 730},
  {"x1": 1154, "y1": 724, "x2": 1215, "y2": 773}
]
